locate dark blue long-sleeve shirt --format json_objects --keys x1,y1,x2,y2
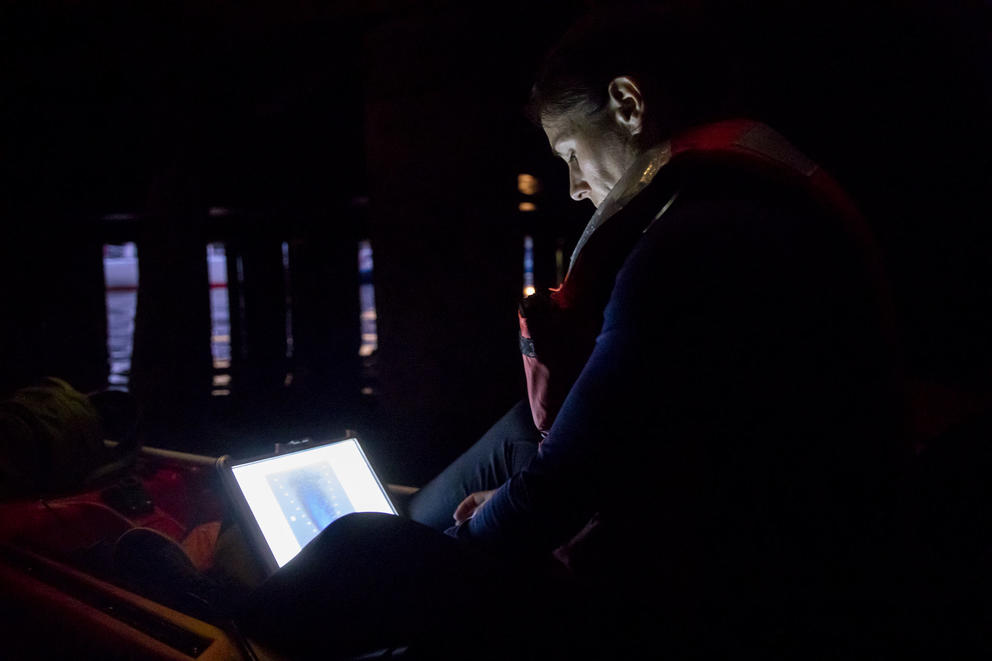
[{"x1": 457, "y1": 163, "x2": 902, "y2": 595}]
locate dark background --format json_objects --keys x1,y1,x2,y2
[{"x1": 1, "y1": 0, "x2": 988, "y2": 487}]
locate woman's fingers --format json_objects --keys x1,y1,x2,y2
[
  {"x1": 453, "y1": 494, "x2": 477, "y2": 524},
  {"x1": 452, "y1": 490, "x2": 495, "y2": 524}
]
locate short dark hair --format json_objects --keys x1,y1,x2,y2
[{"x1": 528, "y1": 3, "x2": 739, "y2": 137}]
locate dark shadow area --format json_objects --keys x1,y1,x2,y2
[
  {"x1": 0, "y1": 1, "x2": 990, "y2": 658},
  {"x1": 1, "y1": 0, "x2": 988, "y2": 482}
]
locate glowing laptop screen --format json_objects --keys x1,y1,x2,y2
[{"x1": 231, "y1": 438, "x2": 395, "y2": 567}]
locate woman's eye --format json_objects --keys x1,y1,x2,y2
[{"x1": 568, "y1": 152, "x2": 577, "y2": 164}]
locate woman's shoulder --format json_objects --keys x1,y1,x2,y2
[
  {"x1": 613, "y1": 159, "x2": 853, "y2": 304},
  {"x1": 636, "y1": 152, "x2": 848, "y2": 253}
]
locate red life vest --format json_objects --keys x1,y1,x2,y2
[{"x1": 519, "y1": 119, "x2": 884, "y2": 437}]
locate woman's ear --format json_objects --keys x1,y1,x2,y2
[{"x1": 607, "y1": 76, "x2": 645, "y2": 136}]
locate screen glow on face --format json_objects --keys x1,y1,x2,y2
[{"x1": 231, "y1": 439, "x2": 395, "y2": 567}]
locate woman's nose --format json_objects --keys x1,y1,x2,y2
[{"x1": 569, "y1": 168, "x2": 590, "y2": 201}]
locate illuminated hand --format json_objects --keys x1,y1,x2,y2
[{"x1": 453, "y1": 489, "x2": 496, "y2": 525}]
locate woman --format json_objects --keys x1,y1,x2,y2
[
  {"x1": 406, "y1": 3, "x2": 742, "y2": 532},
  {"x1": 241, "y1": 7, "x2": 906, "y2": 658}
]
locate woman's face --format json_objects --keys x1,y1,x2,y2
[{"x1": 542, "y1": 108, "x2": 640, "y2": 208}]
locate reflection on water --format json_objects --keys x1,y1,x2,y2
[
  {"x1": 207, "y1": 243, "x2": 232, "y2": 396},
  {"x1": 103, "y1": 243, "x2": 139, "y2": 390},
  {"x1": 106, "y1": 290, "x2": 137, "y2": 388},
  {"x1": 523, "y1": 235, "x2": 535, "y2": 297},
  {"x1": 358, "y1": 240, "x2": 377, "y2": 359},
  {"x1": 103, "y1": 240, "x2": 376, "y2": 396},
  {"x1": 102, "y1": 242, "x2": 232, "y2": 393}
]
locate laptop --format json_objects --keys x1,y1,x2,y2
[{"x1": 216, "y1": 436, "x2": 397, "y2": 575}]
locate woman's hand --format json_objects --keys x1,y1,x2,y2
[{"x1": 453, "y1": 489, "x2": 496, "y2": 525}]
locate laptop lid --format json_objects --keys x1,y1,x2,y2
[{"x1": 216, "y1": 436, "x2": 396, "y2": 575}]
